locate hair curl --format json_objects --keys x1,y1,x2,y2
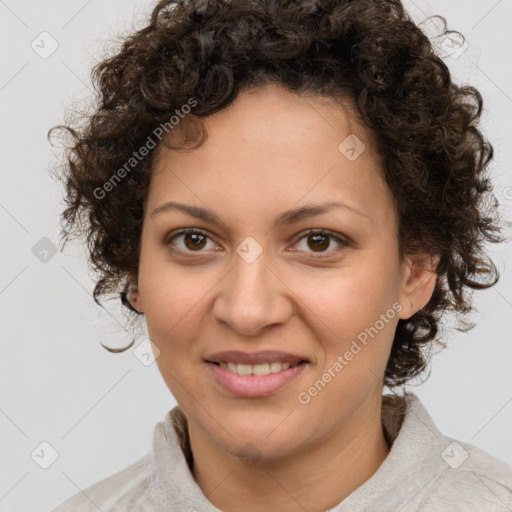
[{"x1": 49, "y1": 0, "x2": 506, "y2": 387}]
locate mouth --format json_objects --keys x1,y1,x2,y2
[
  {"x1": 207, "y1": 360, "x2": 305, "y2": 376},
  {"x1": 204, "y1": 350, "x2": 309, "y2": 397}
]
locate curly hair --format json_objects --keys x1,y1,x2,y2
[{"x1": 49, "y1": 0, "x2": 506, "y2": 387}]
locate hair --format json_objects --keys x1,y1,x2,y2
[{"x1": 49, "y1": 0, "x2": 506, "y2": 387}]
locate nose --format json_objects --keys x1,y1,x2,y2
[{"x1": 212, "y1": 247, "x2": 294, "y2": 337}]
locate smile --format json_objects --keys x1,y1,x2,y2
[
  {"x1": 213, "y1": 360, "x2": 302, "y2": 376},
  {"x1": 205, "y1": 361, "x2": 308, "y2": 397}
]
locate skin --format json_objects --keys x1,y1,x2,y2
[{"x1": 129, "y1": 83, "x2": 438, "y2": 512}]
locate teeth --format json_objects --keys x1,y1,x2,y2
[
  {"x1": 253, "y1": 363, "x2": 270, "y2": 376},
  {"x1": 270, "y1": 361, "x2": 283, "y2": 373},
  {"x1": 237, "y1": 364, "x2": 252, "y2": 375},
  {"x1": 218, "y1": 361, "x2": 296, "y2": 375}
]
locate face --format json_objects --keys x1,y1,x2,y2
[{"x1": 131, "y1": 83, "x2": 435, "y2": 462}]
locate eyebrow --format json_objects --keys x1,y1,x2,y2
[{"x1": 150, "y1": 200, "x2": 370, "y2": 229}]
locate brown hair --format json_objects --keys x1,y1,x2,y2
[{"x1": 49, "y1": 0, "x2": 506, "y2": 387}]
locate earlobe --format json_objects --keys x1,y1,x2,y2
[
  {"x1": 398, "y1": 254, "x2": 439, "y2": 320},
  {"x1": 127, "y1": 280, "x2": 144, "y2": 313}
]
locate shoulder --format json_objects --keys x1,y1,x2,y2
[
  {"x1": 377, "y1": 394, "x2": 512, "y2": 512},
  {"x1": 51, "y1": 451, "x2": 156, "y2": 512},
  {"x1": 420, "y1": 439, "x2": 512, "y2": 511},
  {"x1": 51, "y1": 405, "x2": 199, "y2": 512}
]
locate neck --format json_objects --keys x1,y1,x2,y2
[{"x1": 188, "y1": 393, "x2": 390, "y2": 512}]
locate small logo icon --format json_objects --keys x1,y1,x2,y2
[
  {"x1": 338, "y1": 134, "x2": 366, "y2": 161},
  {"x1": 133, "y1": 338, "x2": 161, "y2": 366},
  {"x1": 31, "y1": 32, "x2": 59, "y2": 59},
  {"x1": 32, "y1": 237, "x2": 58, "y2": 263},
  {"x1": 441, "y1": 441, "x2": 468, "y2": 469},
  {"x1": 236, "y1": 236, "x2": 263, "y2": 264},
  {"x1": 237, "y1": 442, "x2": 263, "y2": 467},
  {"x1": 31, "y1": 441, "x2": 59, "y2": 469}
]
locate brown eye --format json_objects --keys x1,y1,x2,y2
[
  {"x1": 307, "y1": 233, "x2": 330, "y2": 252},
  {"x1": 165, "y1": 228, "x2": 349, "y2": 258},
  {"x1": 166, "y1": 229, "x2": 214, "y2": 253},
  {"x1": 293, "y1": 230, "x2": 349, "y2": 256},
  {"x1": 183, "y1": 232, "x2": 207, "y2": 250}
]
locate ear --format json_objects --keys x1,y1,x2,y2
[
  {"x1": 397, "y1": 253, "x2": 439, "y2": 320},
  {"x1": 127, "y1": 278, "x2": 145, "y2": 314}
]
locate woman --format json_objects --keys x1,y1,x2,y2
[{"x1": 50, "y1": 0, "x2": 512, "y2": 510}]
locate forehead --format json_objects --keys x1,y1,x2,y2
[{"x1": 146, "y1": 84, "x2": 394, "y2": 227}]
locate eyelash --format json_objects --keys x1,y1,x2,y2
[{"x1": 164, "y1": 228, "x2": 350, "y2": 258}]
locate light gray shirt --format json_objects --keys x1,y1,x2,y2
[{"x1": 52, "y1": 393, "x2": 512, "y2": 511}]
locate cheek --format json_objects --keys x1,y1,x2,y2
[
  {"x1": 292, "y1": 259, "x2": 398, "y2": 336},
  {"x1": 289, "y1": 262, "x2": 399, "y2": 392},
  {"x1": 138, "y1": 243, "x2": 214, "y2": 333},
  {"x1": 138, "y1": 259, "x2": 211, "y2": 399}
]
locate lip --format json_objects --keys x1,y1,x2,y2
[
  {"x1": 205, "y1": 350, "x2": 307, "y2": 365},
  {"x1": 206, "y1": 360, "x2": 308, "y2": 397}
]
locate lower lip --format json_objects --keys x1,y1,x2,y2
[{"x1": 205, "y1": 361, "x2": 308, "y2": 397}]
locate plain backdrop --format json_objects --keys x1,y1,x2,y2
[{"x1": 1, "y1": 0, "x2": 511, "y2": 510}]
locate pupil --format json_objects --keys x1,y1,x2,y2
[
  {"x1": 185, "y1": 233, "x2": 206, "y2": 250},
  {"x1": 309, "y1": 234, "x2": 328, "y2": 251}
]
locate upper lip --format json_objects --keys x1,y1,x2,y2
[{"x1": 205, "y1": 350, "x2": 307, "y2": 365}]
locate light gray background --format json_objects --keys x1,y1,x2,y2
[{"x1": 1, "y1": 1, "x2": 511, "y2": 510}]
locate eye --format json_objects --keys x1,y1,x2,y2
[
  {"x1": 291, "y1": 229, "x2": 350, "y2": 257},
  {"x1": 165, "y1": 228, "x2": 349, "y2": 258},
  {"x1": 165, "y1": 228, "x2": 218, "y2": 253}
]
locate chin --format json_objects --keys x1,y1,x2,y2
[
  {"x1": 206, "y1": 414, "x2": 307, "y2": 459},
  {"x1": 222, "y1": 434, "x2": 302, "y2": 465}
]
